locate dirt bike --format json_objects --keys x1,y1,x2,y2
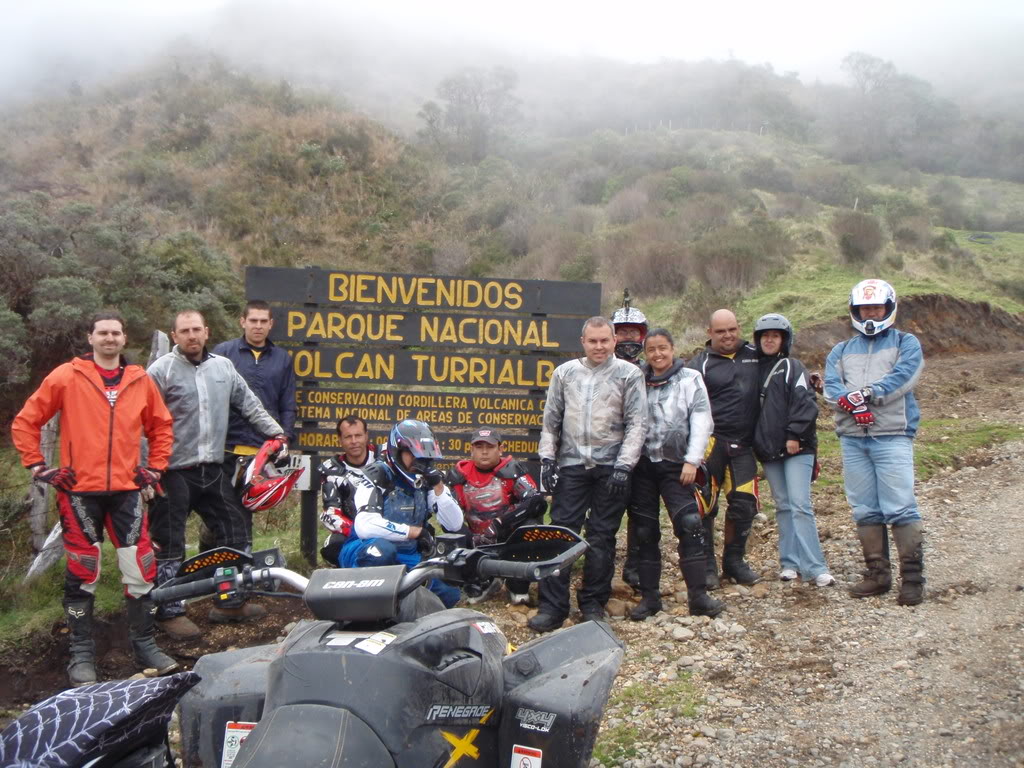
[{"x1": 2, "y1": 525, "x2": 623, "y2": 768}]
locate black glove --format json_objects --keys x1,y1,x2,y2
[
  {"x1": 417, "y1": 523, "x2": 436, "y2": 556},
  {"x1": 414, "y1": 459, "x2": 444, "y2": 489},
  {"x1": 606, "y1": 468, "x2": 631, "y2": 499},
  {"x1": 33, "y1": 465, "x2": 77, "y2": 491},
  {"x1": 540, "y1": 459, "x2": 559, "y2": 494}
]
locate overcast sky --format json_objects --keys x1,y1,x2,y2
[{"x1": 3, "y1": 0, "x2": 1022, "y2": 102}]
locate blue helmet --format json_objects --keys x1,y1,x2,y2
[{"x1": 385, "y1": 419, "x2": 443, "y2": 487}]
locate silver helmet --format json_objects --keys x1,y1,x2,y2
[
  {"x1": 753, "y1": 313, "x2": 793, "y2": 357},
  {"x1": 611, "y1": 293, "x2": 648, "y2": 362}
]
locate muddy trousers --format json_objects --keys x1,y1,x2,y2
[
  {"x1": 538, "y1": 465, "x2": 627, "y2": 618},
  {"x1": 628, "y1": 457, "x2": 710, "y2": 597}
]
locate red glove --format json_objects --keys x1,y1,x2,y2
[
  {"x1": 837, "y1": 390, "x2": 868, "y2": 413},
  {"x1": 32, "y1": 465, "x2": 77, "y2": 491},
  {"x1": 320, "y1": 507, "x2": 353, "y2": 537},
  {"x1": 134, "y1": 466, "x2": 162, "y2": 488},
  {"x1": 851, "y1": 407, "x2": 875, "y2": 426}
]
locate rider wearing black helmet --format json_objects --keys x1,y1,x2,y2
[
  {"x1": 611, "y1": 293, "x2": 648, "y2": 591},
  {"x1": 338, "y1": 419, "x2": 464, "y2": 607}
]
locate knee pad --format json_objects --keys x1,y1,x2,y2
[
  {"x1": 116, "y1": 545, "x2": 155, "y2": 599},
  {"x1": 633, "y1": 516, "x2": 660, "y2": 546},
  {"x1": 357, "y1": 539, "x2": 398, "y2": 567},
  {"x1": 65, "y1": 542, "x2": 102, "y2": 594}
]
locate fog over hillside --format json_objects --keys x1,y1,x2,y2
[{"x1": 3, "y1": 0, "x2": 1022, "y2": 127}]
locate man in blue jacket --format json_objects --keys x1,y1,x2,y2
[
  {"x1": 825, "y1": 280, "x2": 926, "y2": 606},
  {"x1": 199, "y1": 300, "x2": 297, "y2": 553}
]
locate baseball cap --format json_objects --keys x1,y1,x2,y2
[{"x1": 470, "y1": 428, "x2": 502, "y2": 445}]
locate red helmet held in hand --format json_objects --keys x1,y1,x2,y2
[{"x1": 241, "y1": 439, "x2": 304, "y2": 511}]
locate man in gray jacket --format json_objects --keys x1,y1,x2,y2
[
  {"x1": 147, "y1": 310, "x2": 285, "y2": 638},
  {"x1": 529, "y1": 316, "x2": 647, "y2": 633}
]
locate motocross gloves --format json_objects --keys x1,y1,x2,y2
[
  {"x1": 540, "y1": 458, "x2": 560, "y2": 494},
  {"x1": 838, "y1": 389, "x2": 874, "y2": 427},
  {"x1": 413, "y1": 459, "x2": 444, "y2": 489},
  {"x1": 606, "y1": 468, "x2": 631, "y2": 499},
  {"x1": 320, "y1": 507, "x2": 353, "y2": 537},
  {"x1": 417, "y1": 523, "x2": 436, "y2": 555},
  {"x1": 31, "y1": 464, "x2": 77, "y2": 491}
]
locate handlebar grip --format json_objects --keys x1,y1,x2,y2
[
  {"x1": 150, "y1": 577, "x2": 218, "y2": 604},
  {"x1": 476, "y1": 558, "x2": 543, "y2": 582}
]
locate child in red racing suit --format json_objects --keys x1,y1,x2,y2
[{"x1": 446, "y1": 428, "x2": 547, "y2": 605}]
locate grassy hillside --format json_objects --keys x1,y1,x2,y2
[{"x1": 1, "y1": 56, "x2": 1023, "y2": 395}]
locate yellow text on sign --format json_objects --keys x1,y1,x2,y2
[
  {"x1": 286, "y1": 312, "x2": 404, "y2": 342},
  {"x1": 328, "y1": 273, "x2": 524, "y2": 311},
  {"x1": 419, "y1": 316, "x2": 560, "y2": 348},
  {"x1": 292, "y1": 351, "x2": 395, "y2": 380}
]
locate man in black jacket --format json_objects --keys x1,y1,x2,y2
[{"x1": 687, "y1": 309, "x2": 762, "y2": 587}]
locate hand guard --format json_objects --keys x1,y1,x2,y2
[
  {"x1": 606, "y1": 468, "x2": 631, "y2": 499},
  {"x1": 33, "y1": 466, "x2": 77, "y2": 491},
  {"x1": 417, "y1": 523, "x2": 436, "y2": 556},
  {"x1": 540, "y1": 458, "x2": 559, "y2": 494},
  {"x1": 851, "y1": 406, "x2": 875, "y2": 426},
  {"x1": 320, "y1": 507, "x2": 353, "y2": 537}
]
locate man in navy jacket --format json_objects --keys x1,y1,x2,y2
[{"x1": 197, "y1": 301, "x2": 297, "y2": 577}]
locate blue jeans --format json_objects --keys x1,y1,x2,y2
[
  {"x1": 762, "y1": 454, "x2": 829, "y2": 580},
  {"x1": 340, "y1": 537, "x2": 461, "y2": 608},
  {"x1": 839, "y1": 435, "x2": 920, "y2": 526}
]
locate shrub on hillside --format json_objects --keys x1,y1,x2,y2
[
  {"x1": 794, "y1": 164, "x2": 865, "y2": 207},
  {"x1": 599, "y1": 218, "x2": 690, "y2": 296},
  {"x1": 677, "y1": 193, "x2": 736, "y2": 236},
  {"x1": 892, "y1": 216, "x2": 933, "y2": 251},
  {"x1": 740, "y1": 157, "x2": 794, "y2": 192},
  {"x1": 769, "y1": 193, "x2": 818, "y2": 219},
  {"x1": 606, "y1": 185, "x2": 649, "y2": 225},
  {"x1": 693, "y1": 219, "x2": 791, "y2": 291},
  {"x1": 567, "y1": 166, "x2": 609, "y2": 205},
  {"x1": 832, "y1": 210, "x2": 885, "y2": 264},
  {"x1": 927, "y1": 178, "x2": 967, "y2": 229}
]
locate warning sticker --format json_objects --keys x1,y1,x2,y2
[
  {"x1": 354, "y1": 631, "x2": 397, "y2": 655},
  {"x1": 473, "y1": 621, "x2": 500, "y2": 634},
  {"x1": 221, "y1": 720, "x2": 256, "y2": 768},
  {"x1": 511, "y1": 743, "x2": 543, "y2": 768},
  {"x1": 325, "y1": 631, "x2": 369, "y2": 646}
]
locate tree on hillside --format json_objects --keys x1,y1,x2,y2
[{"x1": 419, "y1": 67, "x2": 521, "y2": 163}]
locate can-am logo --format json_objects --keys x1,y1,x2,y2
[
  {"x1": 426, "y1": 705, "x2": 493, "y2": 721},
  {"x1": 516, "y1": 707, "x2": 556, "y2": 732},
  {"x1": 321, "y1": 579, "x2": 385, "y2": 589}
]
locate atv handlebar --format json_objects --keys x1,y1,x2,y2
[
  {"x1": 151, "y1": 567, "x2": 309, "y2": 604},
  {"x1": 475, "y1": 541, "x2": 588, "y2": 581},
  {"x1": 151, "y1": 577, "x2": 218, "y2": 603}
]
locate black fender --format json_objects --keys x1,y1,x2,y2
[{"x1": 231, "y1": 704, "x2": 394, "y2": 768}]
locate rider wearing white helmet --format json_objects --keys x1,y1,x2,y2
[{"x1": 824, "y1": 280, "x2": 926, "y2": 606}]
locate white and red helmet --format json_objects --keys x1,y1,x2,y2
[
  {"x1": 849, "y1": 279, "x2": 897, "y2": 336},
  {"x1": 241, "y1": 439, "x2": 304, "y2": 511}
]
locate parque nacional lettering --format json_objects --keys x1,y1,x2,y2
[{"x1": 282, "y1": 309, "x2": 574, "y2": 349}]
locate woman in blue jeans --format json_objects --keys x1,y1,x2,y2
[{"x1": 753, "y1": 314, "x2": 835, "y2": 586}]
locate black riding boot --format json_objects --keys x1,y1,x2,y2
[
  {"x1": 850, "y1": 524, "x2": 892, "y2": 598},
  {"x1": 629, "y1": 559, "x2": 663, "y2": 621},
  {"x1": 622, "y1": 516, "x2": 641, "y2": 590},
  {"x1": 722, "y1": 518, "x2": 760, "y2": 585},
  {"x1": 127, "y1": 595, "x2": 179, "y2": 675},
  {"x1": 702, "y1": 516, "x2": 720, "y2": 590},
  {"x1": 65, "y1": 599, "x2": 97, "y2": 688},
  {"x1": 892, "y1": 522, "x2": 925, "y2": 606},
  {"x1": 680, "y1": 550, "x2": 725, "y2": 617}
]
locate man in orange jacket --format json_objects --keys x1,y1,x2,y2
[{"x1": 12, "y1": 310, "x2": 178, "y2": 687}]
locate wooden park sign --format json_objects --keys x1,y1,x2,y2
[{"x1": 246, "y1": 266, "x2": 601, "y2": 561}]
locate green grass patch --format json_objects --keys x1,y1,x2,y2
[
  {"x1": 593, "y1": 679, "x2": 700, "y2": 765},
  {"x1": 913, "y1": 419, "x2": 1023, "y2": 480}
]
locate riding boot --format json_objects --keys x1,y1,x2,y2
[
  {"x1": 126, "y1": 595, "x2": 180, "y2": 675},
  {"x1": 892, "y1": 522, "x2": 925, "y2": 606},
  {"x1": 849, "y1": 524, "x2": 892, "y2": 598},
  {"x1": 65, "y1": 599, "x2": 97, "y2": 687},
  {"x1": 702, "y1": 516, "x2": 719, "y2": 590},
  {"x1": 680, "y1": 551, "x2": 725, "y2": 618},
  {"x1": 629, "y1": 559, "x2": 663, "y2": 620},
  {"x1": 721, "y1": 518, "x2": 760, "y2": 585},
  {"x1": 621, "y1": 516, "x2": 641, "y2": 591}
]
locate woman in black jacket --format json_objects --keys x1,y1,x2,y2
[{"x1": 753, "y1": 314, "x2": 835, "y2": 586}]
